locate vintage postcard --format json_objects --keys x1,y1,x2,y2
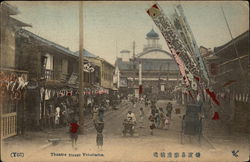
[{"x1": 0, "y1": 1, "x2": 249, "y2": 162}]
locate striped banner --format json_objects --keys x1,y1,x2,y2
[
  {"x1": 147, "y1": 3, "x2": 220, "y2": 105},
  {"x1": 147, "y1": 3, "x2": 198, "y2": 91}
]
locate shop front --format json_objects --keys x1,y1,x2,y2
[{"x1": 0, "y1": 68, "x2": 28, "y2": 138}]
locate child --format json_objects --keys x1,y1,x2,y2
[
  {"x1": 69, "y1": 119, "x2": 79, "y2": 150},
  {"x1": 164, "y1": 114, "x2": 171, "y2": 130}
]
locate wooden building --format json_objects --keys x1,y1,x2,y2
[
  {"x1": 0, "y1": 2, "x2": 31, "y2": 138},
  {"x1": 15, "y1": 29, "x2": 104, "y2": 130},
  {"x1": 206, "y1": 30, "x2": 249, "y2": 133}
]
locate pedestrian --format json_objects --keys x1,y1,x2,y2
[
  {"x1": 149, "y1": 113, "x2": 156, "y2": 135},
  {"x1": 69, "y1": 119, "x2": 79, "y2": 150},
  {"x1": 92, "y1": 105, "x2": 99, "y2": 124},
  {"x1": 55, "y1": 105, "x2": 61, "y2": 128},
  {"x1": 150, "y1": 105, "x2": 156, "y2": 116},
  {"x1": 98, "y1": 103, "x2": 106, "y2": 122},
  {"x1": 164, "y1": 114, "x2": 171, "y2": 130},
  {"x1": 63, "y1": 107, "x2": 70, "y2": 125},
  {"x1": 145, "y1": 98, "x2": 148, "y2": 107},
  {"x1": 139, "y1": 107, "x2": 145, "y2": 128},
  {"x1": 166, "y1": 102, "x2": 173, "y2": 119},
  {"x1": 155, "y1": 108, "x2": 160, "y2": 128},
  {"x1": 159, "y1": 107, "x2": 165, "y2": 129},
  {"x1": 49, "y1": 105, "x2": 55, "y2": 129},
  {"x1": 94, "y1": 121, "x2": 104, "y2": 150},
  {"x1": 127, "y1": 110, "x2": 136, "y2": 123}
]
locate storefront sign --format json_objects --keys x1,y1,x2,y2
[
  {"x1": 119, "y1": 77, "x2": 128, "y2": 88},
  {"x1": 83, "y1": 62, "x2": 95, "y2": 72}
]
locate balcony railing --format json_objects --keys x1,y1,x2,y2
[
  {"x1": 1, "y1": 112, "x2": 17, "y2": 139},
  {"x1": 41, "y1": 69, "x2": 54, "y2": 80}
]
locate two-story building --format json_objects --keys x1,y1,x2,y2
[
  {"x1": 0, "y1": 2, "x2": 31, "y2": 138},
  {"x1": 15, "y1": 28, "x2": 115, "y2": 130},
  {"x1": 75, "y1": 50, "x2": 115, "y2": 104},
  {"x1": 16, "y1": 29, "x2": 107, "y2": 129},
  {"x1": 205, "y1": 30, "x2": 249, "y2": 134}
]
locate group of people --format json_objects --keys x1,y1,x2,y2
[
  {"x1": 45, "y1": 102, "x2": 75, "y2": 129},
  {"x1": 68, "y1": 96, "x2": 174, "y2": 150},
  {"x1": 148, "y1": 102, "x2": 173, "y2": 135},
  {"x1": 124, "y1": 97, "x2": 174, "y2": 136},
  {"x1": 68, "y1": 102, "x2": 107, "y2": 150}
]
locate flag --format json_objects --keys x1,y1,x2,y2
[{"x1": 212, "y1": 112, "x2": 219, "y2": 120}]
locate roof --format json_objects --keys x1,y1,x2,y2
[
  {"x1": 74, "y1": 49, "x2": 98, "y2": 58},
  {"x1": 214, "y1": 30, "x2": 249, "y2": 59},
  {"x1": 18, "y1": 29, "x2": 114, "y2": 68},
  {"x1": 116, "y1": 58, "x2": 178, "y2": 71},
  {"x1": 1, "y1": 2, "x2": 19, "y2": 15},
  {"x1": 18, "y1": 29, "x2": 76, "y2": 57},
  {"x1": 9, "y1": 17, "x2": 32, "y2": 27},
  {"x1": 146, "y1": 29, "x2": 159, "y2": 38}
]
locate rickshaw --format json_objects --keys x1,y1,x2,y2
[{"x1": 181, "y1": 104, "x2": 203, "y2": 144}]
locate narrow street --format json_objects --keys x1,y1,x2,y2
[{"x1": 3, "y1": 99, "x2": 249, "y2": 162}]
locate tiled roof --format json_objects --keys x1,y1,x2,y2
[
  {"x1": 74, "y1": 49, "x2": 98, "y2": 58},
  {"x1": 18, "y1": 29, "x2": 76, "y2": 56},
  {"x1": 18, "y1": 29, "x2": 98, "y2": 59},
  {"x1": 214, "y1": 30, "x2": 249, "y2": 55}
]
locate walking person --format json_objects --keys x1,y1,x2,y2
[
  {"x1": 55, "y1": 105, "x2": 61, "y2": 128},
  {"x1": 145, "y1": 98, "x2": 148, "y2": 107},
  {"x1": 159, "y1": 107, "x2": 165, "y2": 129},
  {"x1": 49, "y1": 105, "x2": 55, "y2": 129},
  {"x1": 69, "y1": 119, "x2": 79, "y2": 150},
  {"x1": 98, "y1": 103, "x2": 106, "y2": 122},
  {"x1": 148, "y1": 113, "x2": 156, "y2": 135},
  {"x1": 92, "y1": 105, "x2": 99, "y2": 124},
  {"x1": 94, "y1": 121, "x2": 104, "y2": 150},
  {"x1": 166, "y1": 102, "x2": 173, "y2": 119},
  {"x1": 139, "y1": 107, "x2": 145, "y2": 128},
  {"x1": 155, "y1": 108, "x2": 160, "y2": 128},
  {"x1": 164, "y1": 114, "x2": 171, "y2": 130}
]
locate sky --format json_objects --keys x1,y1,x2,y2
[{"x1": 8, "y1": 1, "x2": 249, "y2": 64}]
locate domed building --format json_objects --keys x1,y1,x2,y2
[{"x1": 115, "y1": 29, "x2": 180, "y2": 99}]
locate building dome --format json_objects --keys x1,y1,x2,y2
[{"x1": 146, "y1": 29, "x2": 159, "y2": 38}]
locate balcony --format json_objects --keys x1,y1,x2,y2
[{"x1": 41, "y1": 69, "x2": 54, "y2": 80}]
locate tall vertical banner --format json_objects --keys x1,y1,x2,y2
[
  {"x1": 147, "y1": 3, "x2": 220, "y2": 105},
  {"x1": 146, "y1": 4, "x2": 199, "y2": 93},
  {"x1": 175, "y1": 5, "x2": 209, "y2": 82}
]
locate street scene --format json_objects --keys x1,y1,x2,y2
[{"x1": 1, "y1": 1, "x2": 249, "y2": 162}]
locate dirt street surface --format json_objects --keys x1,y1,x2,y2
[{"x1": 2, "y1": 100, "x2": 249, "y2": 162}]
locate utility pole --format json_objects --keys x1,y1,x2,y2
[
  {"x1": 132, "y1": 41, "x2": 136, "y2": 88},
  {"x1": 221, "y1": 6, "x2": 245, "y2": 77},
  {"x1": 78, "y1": 1, "x2": 84, "y2": 134}
]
